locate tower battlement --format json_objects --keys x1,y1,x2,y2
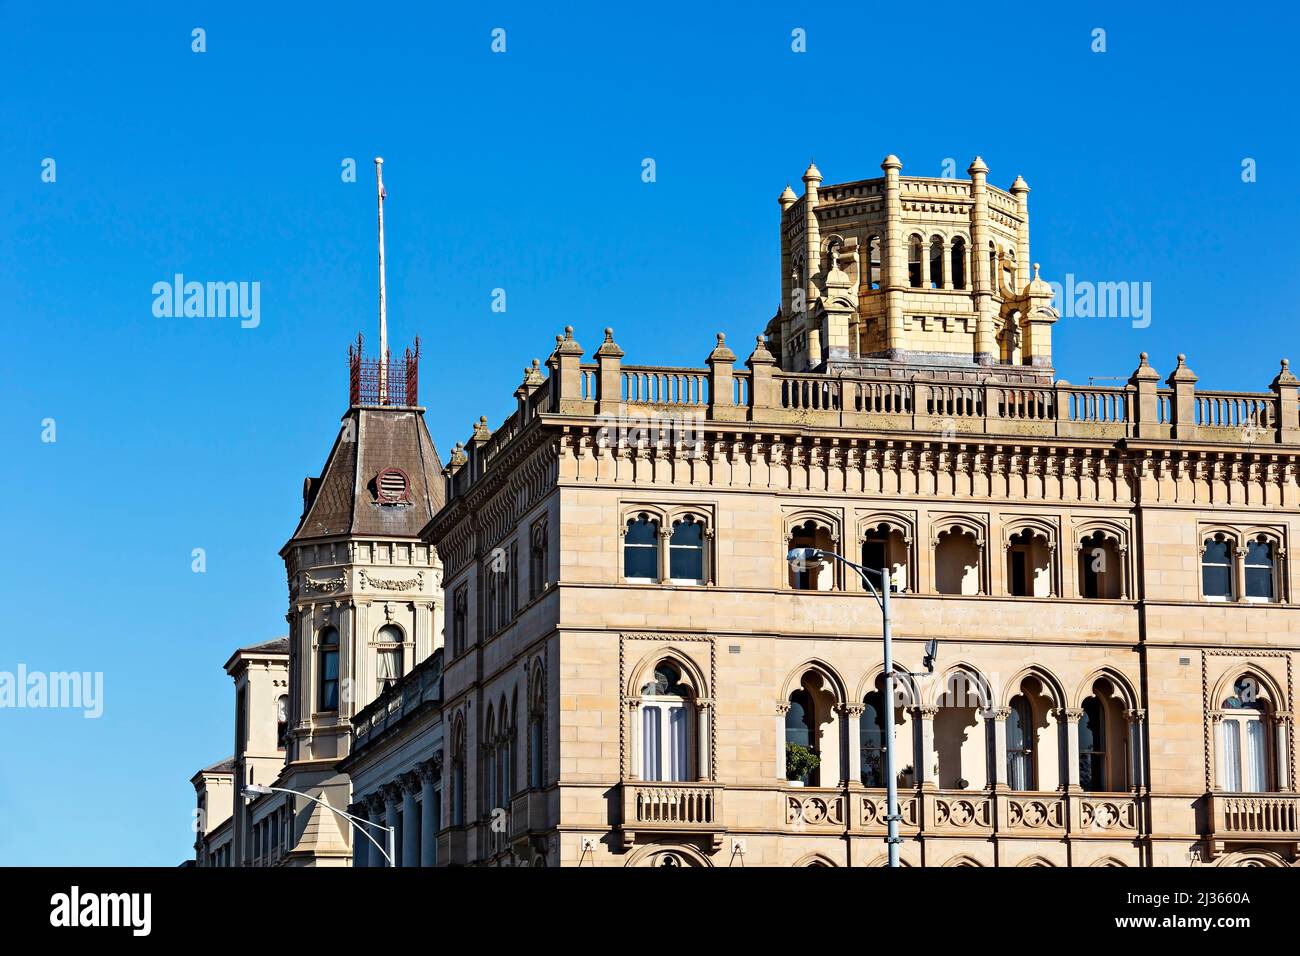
[{"x1": 769, "y1": 156, "x2": 1056, "y2": 383}]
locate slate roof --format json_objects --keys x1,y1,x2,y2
[{"x1": 286, "y1": 406, "x2": 444, "y2": 548}]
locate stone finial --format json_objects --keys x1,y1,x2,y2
[
  {"x1": 747, "y1": 334, "x2": 777, "y2": 367},
  {"x1": 967, "y1": 156, "x2": 989, "y2": 177},
  {"x1": 707, "y1": 332, "x2": 736, "y2": 364},
  {"x1": 471, "y1": 415, "x2": 491, "y2": 441},
  {"x1": 445, "y1": 442, "x2": 468, "y2": 474},
  {"x1": 1271, "y1": 358, "x2": 1297, "y2": 388},
  {"x1": 595, "y1": 326, "x2": 624, "y2": 358},
  {"x1": 555, "y1": 325, "x2": 584, "y2": 355},
  {"x1": 1010, "y1": 174, "x2": 1030, "y2": 195},
  {"x1": 1165, "y1": 353, "x2": 1198, "y2": 386},
  {"x1": 802, "y1": 162, "x2": 822, "y2": 184},
  {"x1": 779, "y1": 183, "x2": 797, "y2": 208},
  {"x1": 880, "y1": 154, "x2": 902, "y2": 172},
  {"x1": 1026, "y1": 262, "x2": 1052, "y2": 296},
  {"x1": 1128, "y1": 352, "x2": 1160, "y2": 384},
  {"x1": 522, "y1": 358, "x2": 544, "y2": 386}
]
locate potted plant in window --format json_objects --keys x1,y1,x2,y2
[{"x1": 785, "y1": 742, "x2": 821, "y2": 787}]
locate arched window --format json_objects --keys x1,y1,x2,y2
[
  {"x1": 1202, "y1": 534, "x2": 1234, "y2": 601},
  {"x1": 376, "y1": 625, "x2": 403, "y2": 694},
  {"x1": 528, "y1": 671, "x2": 546, "y2": 790},
  {"x1": 640, "y1": 662, "x2": 692, "y2": 781},
  {"x1": 861, "y1": 522, "x2": 909, "y2": 592},
  {"x1": 908, "y1": 236, "x2": 923, "y2": 288},
  {"x1": 1220, "y1": 677, "x2": 1273, "y2": 792},
  {"x1": 929, "y1": 236, "x2": 944, "y2": 289},
  {"x1": 1079, "y1": 696, "x2": 1105, "y2": 791},
  {"x1": 529, "y1": 518, "x2": 549, "y2": 600},
  {"x1": 787, "y1": 520, "x2": 834, "y2": 590},
  {"x1": 934, "y1": 527, "x2": 981, "y2": 595},
  {"x1": 624, "y1": 514, "x2": 660, "y2": 582},
  {"x1": 497, "y1": 699, "x2": 513, "y2": 805},
  {"x1": 276, "y1": 694, "x2": 289, "y2": 749},
  {"x1": 785, "y1": 688, "x2": 816, "y2": 785},
  {"x1": 318, "y1": 627, "x2": 339, "y2": 711},
  {"x1": 1080, "y1": 678, "x2": 1129, "y2": 792},
  {"x1": 1007, "y1": 528, "x2": 1052, "y2": 597},
  {"x1": 988, "y1": 243, "x2": 998, "y2": 295},
  {"x1": 860, "y1": 687, "x2": 887, "y2": 787},
  {"x1": 451, "y1": 723, "x2": 466, "y2": 827},
  {"x1": 868, "y1": 236, "x2": 882, "y2": 290},
  {"x1": 1007, "y1": 695, "x2": 1035, "y2": 790},
  {"x1": 1244, "y1": 537, "x2": 1277, "y2": 602},
  {"x1": 1079, "y1": 530, "x2": 1122, "y2": 599},
  {"x1": 950, "y1": 237, "x2": 966, "y2": 289},
  {"x1": 669, "y1": 514, "x2": 706, "y2": 584},
  {"x1": 451, "y1": 585, "x2": 468, "y2": 656},
  {"x1": 935, "y1": 670, "x2": 988, "y2": 790}
]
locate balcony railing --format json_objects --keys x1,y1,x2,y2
[
  {"x1": 618, "y1": 782, "x2": 724, "y2": 849},
  {"x1": 1209, "y1": 792, "x2": 1300, "y2": 840}
]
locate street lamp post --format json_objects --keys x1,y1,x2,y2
[
  {"x1": 243, "y1": 783, "x2": 396, "y2": 867},
  {"x1": 786, "y1": 547, "x2": 936, "y2": 868}
]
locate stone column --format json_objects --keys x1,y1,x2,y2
[
  {"x1": 1059, "y1": 708, "x2": 1084, "y2": 793},
  {"x1": 915, "y1": 706, "x2": 938, "y2": 790},
  {"x1": 776, "y1": 703, "x2": 790, "y2": 782},
  {"x1": 382, "y1": 783, "x2": 401, "y2": 867},
  {"x1": 627, "y1": 700, "x2": 642, "y2": 780},
  {"x1": 419, "y1": 761, "x2": 438, "y2": 867},
  {"x1": 1009, "y1": 175, "x2": 1031, "y2": 291},
  {"x1": 842, "y1": 704, "x2": 864, "y2": 786},
  {"x1": 1233, "y1": 545, "x2": 1248, "y2": 604},
  {"x1": 349, "y1": 803, "x2": 368, "y2": 867},
  {"x1": 967, "y1": 157, "x2": 994, "y2": 364},
  {"x1": 941, "y1": 238, "x2": 952, "y2": 290},
  {"x1": 364, "y1": 793, "x2": 386, "y2": 867},
  {"x1": 985, "y1": 708, "x2": 1010, "y2": 790},
  {"x1": 1125, "y1": 709, "x2": 1147, "y2": 792},
  {"x1": 696, "y1": 700, "x2": 712, "y2": 781},
  {"x1": 881, "y1": 155, "x2": 905, "y2": 358},
  {"x1": 400, "y1": 773, "x2": 420, "y2": 868},
  {"x1": 1271, "y1": 712, "x2": 1293, "y2": 791}
]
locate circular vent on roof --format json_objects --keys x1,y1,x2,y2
[{"x1": 376, "y1": 468, "x2": 410, "y2": 504}]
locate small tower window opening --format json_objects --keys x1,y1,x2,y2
[
  {"x1": 451, "y1": 585, "x2": 468, "y2": 656},
  {"x1": 623, "y1": 513, "x2": 660, "y2": 582},
  {"x1": 934, "y1": 527, "x2": 981, "y2": 595},
  {"x1": 669, "y1": 514, "x2": 706, "y2": 584},
  {"x1": 1244, "y1": 536, "x2": 1277, "y2": 602},
  {"x1": 1007, "y1": 528, "x2": 1052, "y2": 597},
  {"x1": 318, "y1": 626, "x2": 340, "y2": 711},
  {"x1": 1201, "y1": 534, "x2": 1234, "y2": 601},
  {"x1": 529, "y1": 517, "x2": 549, "y2": 600},
  {"x1": 950, "y1": 237, "x2": 967, "y2": 289},
  {"x1": 988, "y1": 242, "x2": 998, "y2": 294},
  {"x1": 1079, "y1": 531, "x2": 1122, "y2": 599},
  {"x1": 860, "y1": 522, "x2": 909, "y2": 592},
  {"x1": 929, "y1": 236, "x2": 944, "y2": 289},
  {"x1": 1006, "y1": 695, "x2": 1036, "y2": 791},
  {"x1": 376, "y1": 624, "x2": 403, "y2": 693},
  {"x1": 375, "y1": 467, "x2": 410, "y2": 504},
  {"x1": 276, "y1": 694, "x2": 289, "y2": 749},
  {"x1": 787, "y1": 520, "x2": 833, "y2": 590},
  {"x1": 868, "y1": 236, "x2": 882, "y2": 290},
  {"x1": 908, "y1": 236, "x2": 923, "y2": 288}
]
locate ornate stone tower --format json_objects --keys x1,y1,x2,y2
[
  {"x1": 276, "y1": 339, "x2": 445, "y2": 864},
  {"x1": 768, "y1": 155, "x2": 1058, "y2": 381}
]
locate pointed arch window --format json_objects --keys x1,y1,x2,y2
[
  {"x1": 1201, "y1": 535, "x2": 1235, "y2": 601},
  {"x1": 860, "y1": 689, "x2": 887, "y2": 787},
  {"x1": 624, "y1": 514, "x2": 660, "y2": 582},
  {"x1": 1220, "y1": 677, "x2": 1272, "y2": 792},
  {"x1": 1007, "y1": 695, "x2": 1035, "y2": 791},
  {"x1": 908, "y1": 236, "x2": 923, "y2": 288},
  {"x1": 950, "y1": 237, "x2": 966, "y2": 289},
  {"x1": 1079, "y1": 696, "x2": 1105, "y2": 791},
  {"x1": 868, "y1": 236, "x2": 882, "y2": 290},
  {"x1": 1244, "y1": 537, "x2": 1276, "y2": 602},
  {"x1": 640, "y1": 663, "x2": 692, "y2": 781},
  {"x1": 669, "y1": 514, "x2": 706, "y2": 584}
]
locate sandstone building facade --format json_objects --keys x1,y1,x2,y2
[{"x1": 194, "y1": 156, "x2": 1299, "y2": 867}]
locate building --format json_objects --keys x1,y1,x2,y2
[{"x1": 194, "y1": 153, "x2": 1299, "y2": 867}]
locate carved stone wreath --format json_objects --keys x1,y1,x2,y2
[{"x1": 360, "y1": 569, "x2": 424, "y2": 591}]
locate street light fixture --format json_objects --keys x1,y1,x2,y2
[
  {"x1": 242, "y1": 783, "x2": 396, "y2": 867},
  {"x1": 786, "y1": 547, "x2": 937, "y2": 868}
]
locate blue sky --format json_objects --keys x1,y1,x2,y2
[{"x1": 0, "y1": 2, "x2": 1296, "y2": 865}]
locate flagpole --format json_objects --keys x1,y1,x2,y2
[{"x1": 375, "y1": 156, "x2": 388, "y2": 404}]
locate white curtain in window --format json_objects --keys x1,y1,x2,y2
[
  {"x1": 1222, "y1": 721, "x2": 1242, "y2": 792},
  {"x1": 669, "y1": 706, "x2": 688, "y2": 781},
  {"x1": 642, "y1": 706, "x2": 662, "y2": 781},
  {"x1": 377, "y1": 648, "x2": 402, "y2": 689},
  {"x1": 1246, "y1": 719, "x2": 1267, "y2": 792}
]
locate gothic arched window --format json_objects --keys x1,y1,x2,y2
[
  {"x1": 950, "y1": 237, "x2": 967, "y2": 289},
  {"x1": 1201, "y1": 535, "x2": 1234, "y2": 601},
  {"x1": 1244, "y1": 537, "x2": 1277, "y2": 602},
  {"x1": 1007, "y1": 695, "x2": 1035, "y2": 791},
  {"x1": 640, "y1": 662, "x2": 692, "y2": 781},
  {"x1": 624, "y1": 514, "x2": 660, "y2": 582},
  {"x1": 669, "y1": 515, "x2": 705, "y2": 583}
]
